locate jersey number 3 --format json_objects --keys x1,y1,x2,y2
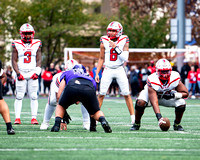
[
  {"x1": 110, "y1": 48, "x2": 118, "y2": 61},
  {"x1": 24, "y1": 51, "x2": 31, "y2": 63}
]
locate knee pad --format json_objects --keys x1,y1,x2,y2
[
  {"x1": 30, "y1": 92, "x2": 38, "y2": 100},
  {"x1": 135, "y1": 100, "x2": 147, "y2": 112},
  {"x1": 175, "y1": 105, "x2": 186, "y2": 113},
  {"x1": 16, "y1": 92, "x2": 24, "y2": 100}
]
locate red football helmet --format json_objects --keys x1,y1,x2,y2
[
  {"x1": 107, "y1": 21, "x2": 123, "y2": 40},
  {"x1": 20, "y1": 23, "x2": 35, "y2": 42},
  {"x1": 156, "y1": 59, "x2": 172, "y2": 80},
  {"x1": 65, "y1": 59, "x2": 78, "y2": 70}
]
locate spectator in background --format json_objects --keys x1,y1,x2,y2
[
  {"x1": 92, "y1": 62, "x2": 102, "y2": 94},
  {"x1": 5, "y1": 65, "x2": 15, "y2": 95},
  {"x1": 170, "y1": 61, "x2": 179, "y2": 72},
  {"x1": 196, "y1": 67, "x2": 200, "y2": 95},
  {"x1": 129, "y1": 65, "x2": 139, "y2": 97},
  {"x1": 141, "y1": 63, "x2": 151, "y2": 89},
  {"x1": 187, "y1": 65, "x2": 197, "y2": 99},
  {"x1": 148, "y1": 60, "x2": 156, "y2": 73},
  {"x1": 55, "y1": 64, "x2": 62, "y2": 74},
  {"x1": 41, "y1": 66, "x2": 53, "y2": 95},
  {"x1": 86, "y1": 66, "x2": 93, "y2": 78},
  {"x1": 49, "y1": 63, "x2": 57, "y2": 76},
  {"x1": 181, "y1": 59, "x2": 191, "y2": 86}
]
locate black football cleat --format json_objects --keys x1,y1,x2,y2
[
  {"x1": 51, "y1": 125, "x2": 60, "y2": 132},
  {"x1": 90, "y1": 126, "x2": 97, "y2": 132},
  {"x1": 130, "y1": 123, "x2": 140, "y2": 131},
  {"x1": 7, "y1": 128, "x2": 15, "y2": 135},
  {"x1": 173, "y1": 124, "x2": 184, "y2": 131},
  {"x1": 101, "y1": 120, "x2": 112, "y2": 133}
]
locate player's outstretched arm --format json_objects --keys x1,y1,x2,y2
[
  {"x1": 148, "y1": 87, "x2": 161, "y2": 115},
  {"x1": 57, "y1": 79, "x2": 66, "y2": 102}
]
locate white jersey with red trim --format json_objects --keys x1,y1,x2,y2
[
  {"x1": 146, "y1": 71, "x2": 180, "y2": 95},
  {"x1": 100, "y1": 35, "x2": 129, "y2": 68},
  {"x1": 51, "y1": 72, "x2": 63, "y2": 93},
  {"x1": 12, "y1": 39, "x2": 42, "y2": 72}
]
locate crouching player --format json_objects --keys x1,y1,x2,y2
[
  {"x1": 51, "y1": 64, "x2": 112, "y2": 133},
  {"x1": 40, "y1": 59, "x2": 90, "y2": 130},
  {"x1": 130, "y1": 59, "x2": 188, "y2": 131}
]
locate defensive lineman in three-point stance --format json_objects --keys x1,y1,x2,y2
[
  {"x1": 12, "y1": 23, "x2": 42, "y2": 124},
  {"x1": 130, "y1": 59, "x2": 188, "y2": 131},
  {"x1": 95, "y1": 21, "x2": 135, "y2": 124}
]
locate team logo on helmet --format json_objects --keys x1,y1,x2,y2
[
  {"x1": 107, "y1": 21, "x2": 123, "y2": 40},
  {"x1": 156, "y1": 59, "x2": 172, "y2": 80},
  {"x1": 65, "y1": 59, "x2": 78, "y2": 71},
  {"x1": 20, "y1": 23, "x2": 35, "y2": 42}
]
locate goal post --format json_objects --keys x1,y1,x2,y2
[{"x1": 64, "y1": 47, "x2": 200, "y2": 70}]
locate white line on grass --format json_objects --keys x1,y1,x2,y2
[{"x1": 0, "y1": 148, "x2": 200, "y2": 152}]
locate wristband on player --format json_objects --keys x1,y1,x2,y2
[
  {"x1": 156, "y1": 113, "x2": 162, "y2": 121},
  {"x1": 114, "y1": 46, "x2": 122, "y2": 55},
  {"x1": 35, "y1": 67, "x2": 41, "y2": 75},
  {"x1": 174, "y1": 93, "x2": 182, "y2": 99}
]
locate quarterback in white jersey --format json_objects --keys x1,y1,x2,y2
[
  {"x1": 40, "y1": 59, "x2": 90, "y2": 130},
  {"x1": 95, "y1": 21, "x2": 135, "y2": 124},
  {"x1": 130, "y1": 59, "x2": 189, "y2": 131},
  {"x1": 12, "y1": 23, "x2": 42, "y2": 125}
]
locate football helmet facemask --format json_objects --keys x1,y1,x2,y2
[
  {"x1": 20, "y1": 23, "x2": 35, "y2": 42},
  {"x1": 156, "y1": 59, "x2": 172, "y2": 80},
  {"x1": 73, "y1": 64, "x2": 88, "y2": 75},
  {"x1": 65, "y1": 59, "x2": 78, "y2": 71},
  {"x1": 107, "y1": 21, "x2": 123, "y2": 40}
]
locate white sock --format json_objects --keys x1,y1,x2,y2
[
  {"x1": 14, "y1": 99, "x2": 22, "y2": 118},
  {"x1": 131, "y1": 115, "x2": 135, "y2": 124},
  {"x1": 43, "y1": 103, "x2": 56, "y2": 123},
  {"x1": 81, "y1": 104, "x2": 90, "y2": 123},
  {"x1": 31, "y1": 99, "x2": 38, "y2": 119}
]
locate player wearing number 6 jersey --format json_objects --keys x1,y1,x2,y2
[
  {"x1": 95, "y1": 21, "x2": 135, "y2": 124},
  {"x1": 12, "y1": 23, "x2": 42, "y2": 125}
]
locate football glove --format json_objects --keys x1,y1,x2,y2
[
  {"x1": 30, "y1": 73, "x2": 39, "y2": 80},
  {"x1": 17, "y1": 73, "x2": 25, "y2": 81},
  {"x1": 62, "y1": 111, "x2": 72, "y2": 124},
  {"x1": 162, "y1": 93, "x2": 175, "y2": 100}
]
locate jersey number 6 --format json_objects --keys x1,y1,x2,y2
[
  {"x1": 24, "y1": 51, "x2": 31, "y2": 63},
  {"x1": 110, "y1": 48, "x2": 118, "y2": 61}
]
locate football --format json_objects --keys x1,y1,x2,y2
[{"x1": 159, "y1": 117, "x2": 170, "y2": 131}]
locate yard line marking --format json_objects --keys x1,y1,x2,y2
[
  {"x1": 0, "y1": 148, "x2": 200, "y2": 152},
  {"x1": 1, "y1": 136, "x2": 200, "y2": 141}
]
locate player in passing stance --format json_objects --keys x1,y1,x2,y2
[
  {"x1": 95, "y1": 21, "x2": 135, "y2": 124},
  {"x1": 51, "y1": 64, "x2": 112, "y2": 133},
  {"x1": 40, "y1": 59, "x2": 90, "y2": 130},
  {"x1": 12, "y1": 23, "x2": 42, "y2": 124},
  {"x1": 130, "y1": 59, "x2": 188, "y2": 131},
  {"x1": 0, "y1": 60, "x2": 15, "y2": 134}
]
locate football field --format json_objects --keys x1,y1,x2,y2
[{"x1": 0, "y1": 97, "x2": 200, "y2": 160}]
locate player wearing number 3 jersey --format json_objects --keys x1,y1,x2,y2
[
  {"x1": 12, "y1": 23, "x2": 42, "y2": 125},
  {"x1": 95, "y1": 21, "x2": 135, "y2": 124}
]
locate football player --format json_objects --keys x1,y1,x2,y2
[
  {"x1": 95, "y1": 21, "x2": 135, "y2": 124},
  {"x1": 51, "y1": 64, "x2": 112, "y2": 133},
  {"x1": 40, "y1": 59, "x2": 90, "y2": 130},
  {"x1": 130, "y1": 58, "x2": 189, "y2": 131},
  {"x1": 0, "y1": 60, "x2": 15, "y2": 134},
  {"x1": 12, "y1": 23, "x2": 42, "y2": 124}
]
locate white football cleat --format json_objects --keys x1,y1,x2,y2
[
  {"x1": 40, "y1": 122, "x2": 49, "y2": 130},
  {"x1": 83, "y1": 122, "x2": 90, "y2": 130}
]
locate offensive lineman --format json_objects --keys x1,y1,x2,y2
[
  {"x1": 130, "y1": 59, "x2": 188, "y2": 131},
  {"x1": 12, "y1": 23, "x2": 42, "y2": 124},
  {"x1": 40, "y1": 59, "x2": 90, "y2": 130},
  {"x1": 95, "y1": 21, "x2": 135, "y2": 124}
]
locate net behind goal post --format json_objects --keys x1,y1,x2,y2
[{"x1": 64, "y1": 47, "x2": 200, "y2": 70}]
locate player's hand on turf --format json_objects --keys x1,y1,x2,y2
[
  {"x1": 60, "y1": 123, "x2": 67, "y2": 130},
  {"x1": 95, "y1": 75, "x2": 99, "y2": 83},
  {"x1": 162, "y1": 93, "x2": 175, "y2": 100},
  {"x1": 30, "y1": 73, "x2": 39, "y2": 80},
  {"x1": 17, "y1": 73, "x2": 25, "y2": 81}
]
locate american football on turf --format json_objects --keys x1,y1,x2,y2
[{"x1": 160, "y1": 117, "x2": 170, "y2": 131}]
